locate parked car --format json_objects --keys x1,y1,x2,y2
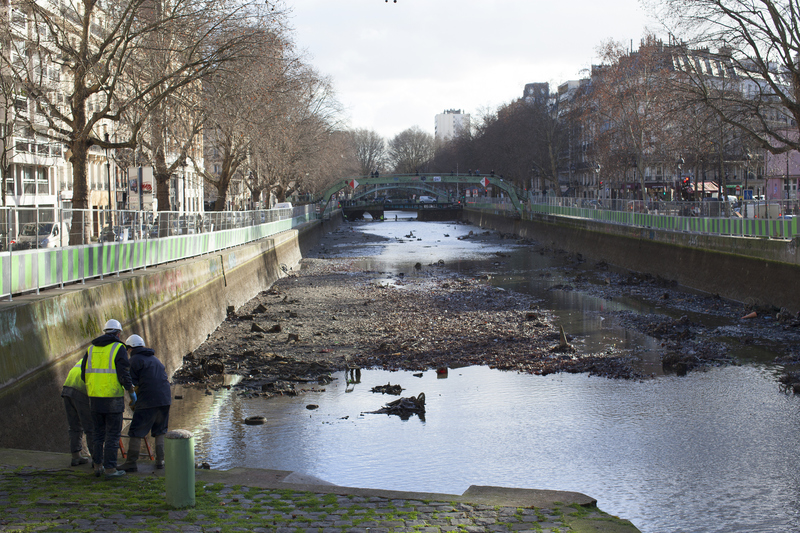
[
  {"x1": 13, "y1": 222, "x2": 70, "y2": 249},
  {"x1": 582, "y1": 199, "x2": 602, "y2": 209},
  {"x1": 418, "y1": 196, "x2": 437, "y2": 203}
]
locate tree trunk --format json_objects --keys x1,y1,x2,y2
[
  {"x1": 69, "y1": 142, "x2": 91, "y2": 245},
  {"x1": 214, "y1": 183, "x2": 227, "y2": 211},
  {"x1": 152, "y1": 117, "x2": 172, "y2": 215}
]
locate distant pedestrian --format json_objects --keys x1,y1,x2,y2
[
  {"x1": 118, "y1": 334, "x2": 172, "y2": 472},
  {"x1": 61, "y1": 359, "x2": 93, "y2": 467},
  {"x1": 81, "y1": 319, "x2": 136, "y2": 478}
]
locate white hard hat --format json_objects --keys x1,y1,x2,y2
[
  {"x1": 125, "y1": 334, "x2": 145, "y2": 348},
  {"x1": 103, "y1": 319, "x2": 122, "y2": 333}
]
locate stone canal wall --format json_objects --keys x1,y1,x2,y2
[
  {"x1": 464, "y1": 208, "x2": 800, "y2": 313},
  {"x1": 0, "y1": 216, "x2": 340, "y2": 452}
]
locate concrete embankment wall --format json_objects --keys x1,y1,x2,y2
[
  {"x1": 0, "y1": 216, "x2": 340, "y2": 452},
  {"x1": 464, "y1": 208, "x2": 800, "y2": 314}
]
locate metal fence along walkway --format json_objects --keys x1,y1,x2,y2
[
  {"x1": 4, "y1": 193, "x2": 798, "y2": 299},
  {"x1": 471, "y1": 197, "x2": 799, "y2": 239},
  {"x1": 0, "y1": 206, "x2": 315, "y2": 300}
]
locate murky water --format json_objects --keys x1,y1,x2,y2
[{"x1": 169, "y1": 214, "x2": 800, "y2": 533}]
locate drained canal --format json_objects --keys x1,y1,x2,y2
[{"x1": 168, "y1": 213, "x2": 800, "y2": 533}]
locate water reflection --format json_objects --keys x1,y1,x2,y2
[
  {"x1": 170, "y1": 366, "x2": 800, "y2": 533},
  {"x1": 167, "y1": 219, "x2": 800, "y2": 533}
]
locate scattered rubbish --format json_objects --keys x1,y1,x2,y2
[
  {"x1": 370, "y1": 383, "x2": 402, "y2": 395},
  {"x1": 367, "y1": 393, "x2": 426, "y2": 420},
  {"x1": 559, "y1": 325, "x2": 571, "y2": 349}
]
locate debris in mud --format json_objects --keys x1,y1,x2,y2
[
  {"x1": 776, "y1": 307, "x2": 800, "y2": 326},
  {"x1": 367, "y1": 393, "x2": 426, "y2": 420},
  {"x1": 370, "y1": 383, "x2": 403, "y2": 395},
  {"x1": 778, "y1": 371, "x2": 800, "y2": 394},
  {"x1": 175, "y1": 221, "x2": 800, "y2": 399},
  {"x1": 645, "y1": 315, "x2": 694, "y2": 341},
  {"x1": 661, "y1": 351, "x2": 700, "y2": 376}
]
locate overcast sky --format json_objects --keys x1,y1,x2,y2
[{"x1": 289, "y1": 1, "x2": 656, "y2": 140}]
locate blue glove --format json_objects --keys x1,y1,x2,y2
[{"x1": 130, "y1": 391, "x2": 138, "y2": 405}]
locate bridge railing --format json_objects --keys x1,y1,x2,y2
[
  {"x1": 0, "y1": 204, "x2": 316, "y2": 300},
  {"x1": 468, "y1": 196, "x2": 800, "y2": 239}
]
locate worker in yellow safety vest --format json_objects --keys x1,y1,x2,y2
[
  {"x1": 61, "y1": 359, "x2": 93, "y2": 467},
  {"x1": 81, "y1": 319, "x2": 136, "y2": 479}
]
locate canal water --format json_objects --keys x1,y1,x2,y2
[{"x1": 169, "y1": 214, "x2": 800, "y2": 533}]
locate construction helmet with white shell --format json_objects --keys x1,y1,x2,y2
[
  {"x1": 125, "y1": 334, "x2": 145, "y2": 348},
  {"x1": 103, "y1": 319, "x2": 122, "y2": 333}
]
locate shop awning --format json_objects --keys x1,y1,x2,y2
[{"x1": 696, "y1": 182, "x2": 719, "y2": 192}]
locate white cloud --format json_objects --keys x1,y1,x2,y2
[{"x1": 289, "y1": 0, "x2": 654, "y2": 139}]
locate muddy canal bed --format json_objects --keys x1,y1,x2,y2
[
  {"x1": 175, "y1": 222, "x2": 800, "y2": 390},
  {"x1": 169, "y1": 218, "x2": 800, "y2": 533}
]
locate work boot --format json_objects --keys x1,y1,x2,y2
[
  {"x1": 70, "y1": 452, "x2": 89, "y2": 467},
  {"x1": 155, "y1": 435, "x2": 165, "y2": 469},
  {"x1": 119, "y1": 437, "x2": 141, "y2": 472}
]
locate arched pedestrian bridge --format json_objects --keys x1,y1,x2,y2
[{"x1": 315, "y1": 174, "x2": 525, "y2": 220}]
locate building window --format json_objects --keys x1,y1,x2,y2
[
  {"x1": 14, "y1": 96, "x2": 27, "y2": 113},
  {"x1": 20, "y1": 165, "x2": 49, "y2": 195}
]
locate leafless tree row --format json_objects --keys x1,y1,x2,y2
[
  {"x1": 0, "y1": 0, "x2": 360, "y2": 242},
  {"x1": 361, "y1": 0, "x2": 800, "y2": 201}
]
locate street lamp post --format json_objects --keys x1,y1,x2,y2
[
  {"x1": 744, "y1": 151, "x2": 752, "y2": 196},
  {"x1": 182, "y1": 162, "x2": 187, "y2": 214},
  {"x1": 104, "y1": 132, "x2": 111, "y2": 224},
  {"x1": 594, "y1": 163, "x2": 602, "y2": 201}
]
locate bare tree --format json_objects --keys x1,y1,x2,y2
[
  {"x1": 388, "y1": 126, "x2": 434, "y2": 174},
  {"x1": 0, "y1": 0, "x2": 276, "y2": 242},
  {"x1": 197, "y1": 28, "x2": 292, "y2": 211},
  {"x1": 195, "y1": 72, "x2": 257, "y2": 212},
  {"x1": 651, "y1": 0, "x2": 800, "y2": 154},
  {"x1": 258, "y1": 67, "x2": 342, "y2": 203},
  {"x1": 587, "y1": 37, "x2": 676, "y2": 200},
  {"x1": 349, "y1": 129, "x2": 385, "y2": 177}
]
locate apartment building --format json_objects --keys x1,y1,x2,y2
[
  {"x1": 435, "y1": 109, "x2": 470, "y2": 143},
  {"x1": 0, "y1": 0, "x2": 205, "y2": 243}
]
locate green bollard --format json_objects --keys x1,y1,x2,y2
[{"x1": 165, "y1": 429, "x2": 195, "y2": 508}]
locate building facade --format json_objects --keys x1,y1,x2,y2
[{"x1": 435, "y1": 109, "x2": 470, "y2": 143}]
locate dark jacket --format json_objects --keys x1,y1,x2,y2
[
  {"x1": 81, "y1": 333, "x2": 132, "y2": 413},
  {"x1": 129, "y1": 347, "x2": 172, "y2": 409}
]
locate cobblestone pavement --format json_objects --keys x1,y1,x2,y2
[{"x1": 0, "y1": 450, "x2": 640, "y2": 533}]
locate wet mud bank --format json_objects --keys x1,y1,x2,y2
[
  {"x1": 463, "y1": 209, "x2": 800, "y2": 386},
  {"x1": 465, "y1": 208, "x2": 800, "y2": 314},
  {"x1": 176, "y1": 220, "x2": 800, "y2": 399},
  {"x1": 174, "y1": 258, "x2": 647, "y2": 395}
]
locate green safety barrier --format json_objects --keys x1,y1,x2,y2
[
  {"x1": 487, "y1": 202, "x2": 799, "y2": 240},
  {"x1": 0, "y1": 214, "x2": 311, "y2": 299}
]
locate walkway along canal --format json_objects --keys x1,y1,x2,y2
[{"x1": 169, "y1": 214, "x2": 800, "y2": 533}]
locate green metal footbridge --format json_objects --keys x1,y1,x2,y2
[{"x1": 315, "y1": 174, "x2": 525, "y2": 216}]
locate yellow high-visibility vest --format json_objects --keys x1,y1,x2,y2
[
  {"x1": 62, "y1": 360, "x2": 86, "y2": 394},
  {"x1": 84, "y1": 342, "x2": 124, "y2": 398}
]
